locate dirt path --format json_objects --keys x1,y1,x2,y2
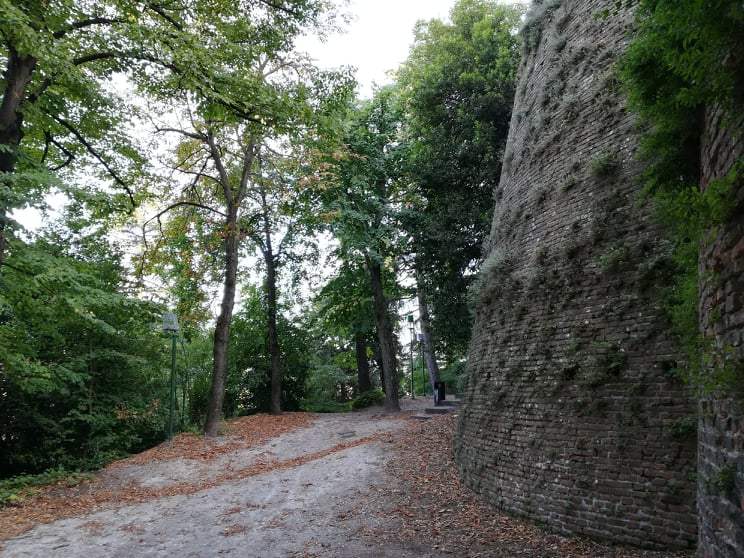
[
  {"x1": 1, "y1": 400, "x2": 438, "y2": 558},
  {"x1": 1, "y1": 401, "x2": 693, "y2": 558}
]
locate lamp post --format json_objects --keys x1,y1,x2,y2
[
  {"x1": 162, "y1": 312, "x2": 179, "y2": 440},
  {"x1": 407, "y1": 314, "x2": 415, "y2": 399}
]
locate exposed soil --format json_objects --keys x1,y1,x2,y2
[{"x1": 0, "y1": 401, "x2": 694, "y2": 557}]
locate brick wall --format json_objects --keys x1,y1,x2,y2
[
  {"x1": 697, "y1": 107, "x2": 744, "y2": 558},
  {"x1": 454, "y1": 0, "x2": 697, "y2": 548}
]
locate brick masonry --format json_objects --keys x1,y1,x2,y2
[
  {"x1": 697, "y1": 107, "x2": 744, "y2": 558},
  {"x1": 454, "y1": 0, "x2": 697, "y2": 549}
]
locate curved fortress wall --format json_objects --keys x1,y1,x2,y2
[
  {"x1": 454, "y1": 0, "x2": 697, "y2": 548},
  {"x1": 698, "y1": 109, "x2": 744, "y2": 558}
]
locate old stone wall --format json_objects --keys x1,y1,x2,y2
[
  {"x1": 454, "y1": 0, "x2": 697, "y2": 549},
  {"x1": 697, "y1": 108, "x2": 744, "y2": 558}
]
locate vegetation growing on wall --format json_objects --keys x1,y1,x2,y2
[
  {"x1": 520, "y1": 0, "x2": 562, "y2": 53},
  {"x1": 621, "y1": 0, "x2": 744, "y2": 394}
]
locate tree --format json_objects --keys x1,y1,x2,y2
[
  {"x1": 143, "y1": 51, "x2": 350, "y2": 432},
  {"x1": 415, "y1": 268, "x2": 440, "y2": 396},
  {"x1": 314, "y1": 262, "x2": 377, "y2": 394},
  {"x1": 324, "y1": 88, "x2": 406, "y2": 412},
  {"x1": 397, "y1": 0, "x2": 521, "y2": 362},
  {"x1": 0, "y1": 0, "x2": 331, "y2": 269},
  {"x1": 248, "y1": 144, "x2": 325, "y2": 414},
  {"x1": 0, "y1": 221, "x2": 167, "y2": 476}
]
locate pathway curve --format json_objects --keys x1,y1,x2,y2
[{"x1": 1, "y1": 400, "x2": 439, "y2": 558}]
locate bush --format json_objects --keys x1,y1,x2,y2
[
  {"x1": 350, "y1": 389, "x2": 384, "y2": 410},
  {"x1": 521, "y1": 0, "x2": 563, "y2": 52},
  {"x1": 300, "y1": 400, "x2": 351, "y2": 413}
]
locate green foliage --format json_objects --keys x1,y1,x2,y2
[
  {"x1": 621, "y1": 0, "x2": 744, "y2": 395},
  {"x1": 708, "y1": 463, "x2": 737, "y2": 499},
  {"x1": 521, "y1": 0, "x2": 562, "y2": 53},
  {"x1": 350, "y1": 388, "x2": 384, "y2": 410},
  {"x1": 1, "y1": 0, "x2": 334, "y2": 239},
  {"x1": 467, "y1": 247, "x2": 516, "y2": 307},
  {"x1": 300, "y1": 400, "x2": 351, "y2": 413},
  {"x1": 303, "y1": 363, "x2": 353, "y2": 404},
  {"x1": 561, "y1": 175, "x2": 578, "y2": 192},
  {"x1": 184, "y1": 286, "x2": 313, "y2": 425},
  {"x1": 397, "y1": 0, "x2": 521, "y2": 360},
  {"x1": 314, "y1": 263, "x2": 375, "y2": 339},
  {"x1": 597, "y1": 243, "x2": 631, "y2": 273},
  {"x1": 669, "y1": 416, "x2": 697, "y2": 441},
  {"x1": 440, "y1": 358, "x2": 468, "y2": 394},
  {"x1": 0, "y1": 234, "x2": 169, "y2": 476}
]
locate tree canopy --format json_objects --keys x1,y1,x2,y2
[{"x1": 1, "y1": 0, "x2": 522, "y2": 476}]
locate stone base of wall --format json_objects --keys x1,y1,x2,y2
[{"x1": 698, "y1": 397, "x2": 744, "y2": 558}]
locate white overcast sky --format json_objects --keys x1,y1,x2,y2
[
  {"x1": 298, "y1": 0, "x2": 455, "y2": 98},
  {"x1": 298, "y1": 0, "x2": 526, "y2": 98}
]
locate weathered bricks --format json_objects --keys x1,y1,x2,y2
[
  {"x1": 454, "y1": 0, "x2": 696, "y2": 549},
  {"x1": 697, "y1": 107, "x2": 744, "y2": 558}
]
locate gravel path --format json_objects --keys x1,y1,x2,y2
[{"x1": 1, "y1": 400, "x2": 440, "y2": 558}]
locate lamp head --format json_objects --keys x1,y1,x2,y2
[{"x1": 162, "y1": 312, "x2": 180, "y2": 333}]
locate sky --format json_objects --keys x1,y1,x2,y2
[{"x1": 297, "y1": 0, "x2": 457, "y2": 98}]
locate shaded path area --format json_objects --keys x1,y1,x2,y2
[{"x1": 1, "y1": 401, "x2": 693, "y2": 557}]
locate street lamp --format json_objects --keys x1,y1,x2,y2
[{"x1": 162, "y1": 312, "x2": 179, "y2": 440}]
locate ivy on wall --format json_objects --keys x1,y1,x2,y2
[{"x1": 620, "y1": 0, "x2": 744, "y2": 394}]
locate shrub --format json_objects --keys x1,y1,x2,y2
[
  {"x1": 670, "y1": 416, "x2": 697, "y2": 440},
  {"x1": 300, "y1": 400, "x2": 351, "y2": 413},
  {"x1": 350, "y1": 389, "x2": 385, "y2": 410},
  {"x1": 597, "y1": 243, "x2": 631, "y2": 272},
  {"x1": 440, "y1": 358, "x2": 468, "y2": 394},
  {"x1": 620, "y1": 1, "x2": 744, "y2": 397}
]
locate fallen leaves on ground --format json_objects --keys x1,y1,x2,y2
[
  {"x1": 0, "y1": 412, "x2": 318, "y2": 542},
  {"x1": 379, "y1": 414, "x2": 694, "y2": 558},
  {"x1": 110, "y1": 412, "x2": 315, "y2": 466}
]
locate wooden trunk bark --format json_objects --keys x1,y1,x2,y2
[
  {"x1": 354, "y1": 333, "x2": 372, "y2": 394},
  {"x1": 204, "y1": 211, "x2": 239, "y2": 436},
  {"x1": 367, "y1": 257, "x2": 399, "y2": 411},
  {"x1": 416, "y1": 269, "x2": 441, "y2": 396},
  {"x1": 372, "y1": 340, "x2": 385, "y2": 392},
  {"x1": 266, "y1": 256, "x2": 282, "y2": 415},
  {"x1": 0, "y1": 50, "x2": 37, "y2": 269}
]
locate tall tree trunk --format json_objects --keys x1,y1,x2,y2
[
  {"x1": 265, "y1": 254, "x2": 282, "y2": 415},
  {"x1": 204, "y1": 210, "x2": 239, "y2": 436},
  {"x1": 367, "y1": 256, "x2": 399, "y2": 411},
  {"x1": 354, "y1": 333, "x2": 372, "y2": 394},
  {"x1": 0, "y1": 50, "x2": 37, "y2": 269},
  {"x1": 416, "y1": 268, "x2": 440, "y2": 397},
  {"x1": 372, "y1": 340, "x2": 385, "y2": 392}
]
